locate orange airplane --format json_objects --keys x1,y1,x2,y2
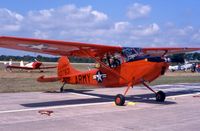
[
  {"x1": 5, "y1": 59, "x2": 56, "y2": 72},
  {"x1": 0, "y1": 36, "x2": 199, "y2": 106}
]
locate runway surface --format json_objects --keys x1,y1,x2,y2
[{"x1": 0, "y1": 83, "x2": 200, "y2": 131}]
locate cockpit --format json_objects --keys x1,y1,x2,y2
[
  {"x1": 122, "y1": 47, "x2": 143, "y2": 62},
  {"x1": 102, "y1": 47, "x2": 145, "y2": 68},
  {"x1": 100, "y1": 47, "x2": 166, "y2": 68}
]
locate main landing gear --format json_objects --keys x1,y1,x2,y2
[
  {"x1": 115, "y1": 94, "x2": 125, "y2": 106},
  {"x1": 114, "y1": 82, "x2": 166, "y2": 106},
  {"x1": 155, "y1": 91, "x2": 166, "y2": 102},
  {"x1": 115, "y1": 85, "x2": 132, "y2": 106},
  {"x1": 142, "y1": 82, "x2": 166, "y2": 102}
]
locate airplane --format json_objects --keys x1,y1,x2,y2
[
  {"x1": 4, "y1": 59, "x2": 56, "y2": 72},
  {"x1": 168, "y1": 62, "x2": 194, "y2": 72},
  {"x1": 182, "y1": 62, "x2": 194, "y2": 71},
  {"x1": 168, "y1": 65, "x2": 181, "y2": 72},
  {"x1": 0, "y1": 36, "x2": 200, "y2": 106}
]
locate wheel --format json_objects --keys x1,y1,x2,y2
[
  {"x1": 115, "y1": 94, "x2": 125, "y2": 106},
  {"x1": 156, "y1": 91, "x2": 166, "y2": 102}
]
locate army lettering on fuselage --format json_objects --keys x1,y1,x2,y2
[{"x1": 75, "y1": 74, "x2": 90, "y2": 84}]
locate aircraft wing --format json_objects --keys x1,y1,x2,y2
[
  {"x1": 6, "y1": 65, "x2": 33, "y2": 70},
  {"x1": 0, "y1": 36, "x2": 199, "y2": 58},
  {"x1": 141, "y1": 47, "x2": 200, "y2": 56},
  {"x1": 0, "y1": 36, "x2": 122, "y2": 58},
  {"x1": 7, "y1": 65, "x2": 57, "y2": 70}
]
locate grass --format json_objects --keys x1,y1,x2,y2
[
  {"x1": 0, "y1": 63, "x2": 199, "y2": 93},
  {"x1": 150, "y1": 75, "x2": 200, "y2": 86}
]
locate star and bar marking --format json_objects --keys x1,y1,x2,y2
[
  {"x1": 18, "y1": 44, "x2": 58, "y2": 50},
  {"x1": 93, "y1": 71, "x2": 107, "y2": 83}
]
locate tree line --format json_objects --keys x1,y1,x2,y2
[
  {"x1": 0, "y1": 55, "x2": 94, "y2": 63},
  {"x1": 0, "y1": 52, "x2": 199, "y2": 63},
  {"x1": 169, "y1": 52, "x2": 200, "y2": 63}
]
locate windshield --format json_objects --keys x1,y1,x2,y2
[{"x1": 122, "y1": 47, "x2": 142, "y2": 62}]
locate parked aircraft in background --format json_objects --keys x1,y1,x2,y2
[
  {"x1": 168, "y1": 62, "x2": 195, "y2": 72},
  {"x1": 168, "y1": 65, "x2": 181, "y2": 72},
  {"x1": 4, "y1": 59, "x2": 56, "y2": 72},
  {"x1": 0, "y1": 36, "x2": 199, "y2": 106},
  {"x1": 182, "y1": 63, "x2": 193, "y2": 71}
]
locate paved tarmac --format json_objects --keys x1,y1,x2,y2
[{"x1": 0, "y1": 83, "x2": 200, "y2": 131}]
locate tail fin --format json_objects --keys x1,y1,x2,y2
[
  {"x1": 57, "y1": 56, "x2": 80, "y2": 77},
  {"x1": 20, "y1": 61, "x2": 24, "y2": 67},
  {"x1": 9, "y1": 59, "x2": 12, "y2": 66}
]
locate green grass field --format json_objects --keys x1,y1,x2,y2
[
  {"x1": 150, "y1": 75, "x2": 200, "y2": 86},
  {"x1": 0, "y1": 62, "x2": 199, "y2": 93}
]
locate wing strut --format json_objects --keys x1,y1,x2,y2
[{"x1": 81, "y1": 50, "x2": 129, "y2": 84}]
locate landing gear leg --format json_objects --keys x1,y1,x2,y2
[
  {"x1": 142, "y1": 82, "x2": 166, "y2": 102},
  {"x1": 60, "y1": 82, "x2": 66, "y2": 92},
  {"x1": 115, "y1": 85, "x2": 132, "y2": 106}
]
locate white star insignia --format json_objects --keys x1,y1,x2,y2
[
  {"x1": 30, "y1": 44, "x2": 46, "y2": 50},
  {"x1": 18, "y1": 44, "x2": 57, "y2": 50},
  {"x1": 93, "y1": 71, "x2": 107, "y2": 83}
]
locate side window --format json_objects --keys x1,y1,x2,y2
[{"x1": 102, "y1": 53, "x2": 122, "y2": 68}]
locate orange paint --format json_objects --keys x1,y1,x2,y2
[{"x1": 0, "y1": 36, "x2": 199, "y2": 105}]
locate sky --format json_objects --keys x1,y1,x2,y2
[{"x1": 0, "y1": 0, "x2": 200, "y2": 55}]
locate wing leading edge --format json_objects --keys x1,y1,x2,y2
[
  {"x1": 0, "y1": 36, "x2": 199, "y2": 58},
  {"x1": 0, "y1": 36, "x2": 122, "y2": 58}
]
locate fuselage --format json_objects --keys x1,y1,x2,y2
[
  {"x1": 6, "y1": 61, "x2": 42, "y2": 70},
  {"x1": 31, "y1": 62, "x2": 42, "y2": 69},
  {"x1": 62, "y1": 57, "x2": 169, "y2": 87}
]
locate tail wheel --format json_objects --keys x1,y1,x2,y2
[
  {"x1": 156, "y1": 91, "x2": 166, "y2": 102},
  {"x1": 60, "y1": 87, "x2": 64, "y2": 92},
  {"x1": 115, "y1": 94, "x2": 125, "y2": 106}
]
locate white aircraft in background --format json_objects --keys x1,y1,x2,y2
[
  {"x1": 168, "y1": 65, "x2": 181, "y2": 72},
  {"x1": 4, "y1": 59, "x2": 56, "y2": 72},
  {"x1": 182, "y1": 62, "x2": 193, "y2": 71},
  {"x1": 168, "y1": 62, "x2": 194, "y2": 72}
]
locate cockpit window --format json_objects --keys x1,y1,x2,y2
[
  {"x1": 102, "y1": 47, "x2": 144, "y2": 68},
  {"x1": 122, "y1": 47, "x2": 141, "y2": 62}
]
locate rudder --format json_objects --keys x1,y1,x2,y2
[{"x1": 57, "y1": 56, "x2": 80, "y2": 78}]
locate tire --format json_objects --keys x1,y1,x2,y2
[
  {"x1": 115, "y1": 94, "x2": 125, "y2": 106},
  {"x1": 156, "y1": 91, "x2": 166, "y2": 102}
]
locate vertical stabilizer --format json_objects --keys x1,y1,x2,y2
[
  {"x1": 9, "y1": 59, "x2": 12, "y2": 66},
  {"x1": 57, "y1": 56, "x2": 80, "y2": 77},
  {"x1": 20, "y1": 61, "x2": 24, "y2": 67}
]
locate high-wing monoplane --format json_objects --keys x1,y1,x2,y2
[{"x1": 0, "y1": 36, "x2": 199, "y2": 106}]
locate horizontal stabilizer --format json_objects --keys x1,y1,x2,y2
[{"x1": 37, "y1": 75, "x2": 61, "y2": 82}]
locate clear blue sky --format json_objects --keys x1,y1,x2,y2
[{"x1": 0, "y1": 0, "x2": 200, "y2": 55}]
